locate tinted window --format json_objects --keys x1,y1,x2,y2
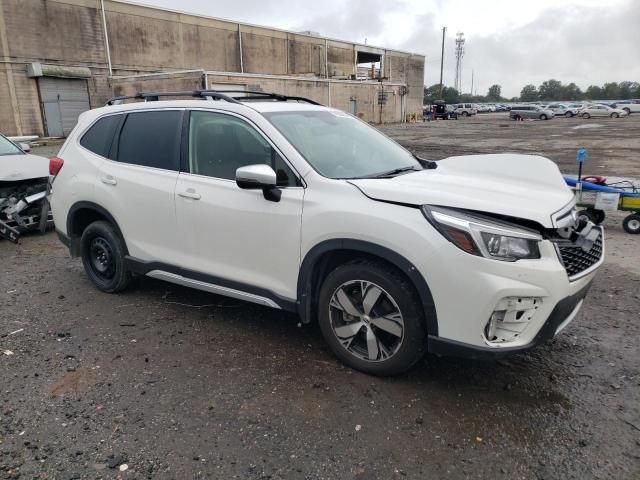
[
  {"x1": 188, "y1": 111, "x2": 298, "y2": 187},
  {"x1": 80, "y1": 115, "x2": 121, "y2": 158},
  {"x1": 117, "y1": 111, "x2": 182, "y2": 170}
]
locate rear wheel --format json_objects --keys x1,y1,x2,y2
[
  {"x1": 623, "y1": 107, "x2": 631, "y2": 115},
  {"x1": 565, "y1": 111, "x2": 574, "y2": 118},
  {"x1": 539, "y1": 114, "x2": 548, "y2": 120},
  {"x1": 611, "y1": 112, "x2": 620, "y2": 118},
  {"x1": 462, "y1": 111, "x2": 469, "y2": 117},
  {"x1": 623, "y1": 214, "x2": 640, "y2": 234},
  {"x1": 582, "y1": 113, "x2": 591, "y2": 119},
  {"x1": 80, "y1": 221, "x2": 131, "y2": 293},
  {"x1": 317, "y1": 260, "x2": 427, "y2": 376}
]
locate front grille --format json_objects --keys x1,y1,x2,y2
[{"x1": 557, "y1": 231, "x2": 603, "y2": 278}]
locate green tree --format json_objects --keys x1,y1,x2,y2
[
  {"x1": 584, "y1": 85, "x2": 603, "y2": 99},
  {"x1": 538, "y1": 79, "x2": 563, "y2": 101},
  {"x1": 560, "y1": 82, "x2": 583, "y2": 101},
  {"x1": 487, "y1": 84, "x2": 502, "y2": 101},
  {"x1": 601, "y1": 82, "x2": 620, "y2": 100},
  {"x1": 441, "y1": 86, "x2": 460, "y2": 104},
  {"x1": 520, "y1": 84, "x2": 539, "y2": 102}
]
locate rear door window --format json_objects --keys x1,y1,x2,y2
[
  {"x1": 116, "y1": 110, "x2": 182, "y2": 170},
  {"x1": 80, "y1": 115, "x2": 121, "y2": 158}
]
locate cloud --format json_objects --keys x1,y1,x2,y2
[{"x1": 399, "y1": 1, "x2": 640, "y2": 96}]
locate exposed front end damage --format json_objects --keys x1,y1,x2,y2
[{"x1": 0, "y1": 177, "x2": 53, "y2": 243}]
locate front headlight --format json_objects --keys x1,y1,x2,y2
[{"x1": 422, "y1": 206, "x2": 542, "y2": 261}]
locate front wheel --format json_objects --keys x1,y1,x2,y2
[
  {"x1": 317, "y1": 260, "x2": 427, "y2": 376},
  {"x1": 565, "y1": 111, "x2": 574, "y2": 118},
  {"x1": 582, "y1": 113, "x2": 591, "y2": 119},
  {"x1": 623, "y1": 214, "x2": 640, "y2": 234},
  {"x1": 80, "y1": 221, "x2": 131, "y2": 293},
  {"x1": 611, "y1": 112, "x2": 620, "y2": 118},
  {"x1": 540, "y1": 114, "x2": 548, "y2": 120},
  {"x1": 462, "y1": 111, "x2": 469, "y2": 117}
]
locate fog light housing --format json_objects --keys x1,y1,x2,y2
[{"x1": 484, "y1": 297, "x2": 542, "y2": 344}]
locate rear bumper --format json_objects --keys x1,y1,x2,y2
[{"x1": 427, "y1": 280, "x2": 593, "y2": 360}]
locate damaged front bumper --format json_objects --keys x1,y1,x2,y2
[{"x1": 0, "y1": 178, "x2": 53, "y2": 243}]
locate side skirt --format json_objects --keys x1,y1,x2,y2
[{"x1": 124, "y1": 256, "x2": 297, "y2": 312}]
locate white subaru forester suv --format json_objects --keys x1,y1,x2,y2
[{"x1": 50, "y1": 90, "x2": 604, "y2": 376}]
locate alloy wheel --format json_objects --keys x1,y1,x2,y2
[{"x1": 328, "y1": 280, "x2": 404, "y2": 362}]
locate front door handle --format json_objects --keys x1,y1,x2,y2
[
  {"x1": 178, "y1": 189, "x2": 201, "y2": 200},
  {"x1": 101, "y1": 176, "x2": 117, "y2": 186}
]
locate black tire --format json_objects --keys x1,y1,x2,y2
[
  {"x1": 80, "y1": 220, "x2": 131, "y2": 293},
  {"x1": 623, "y1": 214, "x2": 640, "y2": 234},
  {"x1": 611, "y1": 112, "x2": 619, "y2": 118},
  {"x1": 317, "y1": 259, "x2": 427, "y2": 376},
  {"x1": 582, "y1": 113, "x2": 590, "y2": 119},
  {"x1": 539, "y1": 114, "x2": 548, "y2": 120},
  {"x1": 577, "y1": 208, "x2": 606, "y2": 225},
  {"x1": 623, "y1": 107, "x2": 631, "y2": 115},
  {"x1": 462, "y1": 111, "x2": 469, "y2": 117},
  {"x1": 565, "y1": 111, "x2": 574, "y2": 118}
]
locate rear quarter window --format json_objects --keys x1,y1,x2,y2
[{"x1": 80, "y1": 115, "x2": 121, "y2": 158}]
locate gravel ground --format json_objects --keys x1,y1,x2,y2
[{"x1": 0, "y1": 118, "x2": 639, "y2": 479}]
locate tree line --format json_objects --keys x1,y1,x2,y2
[{"x1": 424, "y1": 80, "x2": 640, "y2": 104}]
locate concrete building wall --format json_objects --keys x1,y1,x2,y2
[{"x1": 0, "y1": 0, "x2": 425, "y2": 135}]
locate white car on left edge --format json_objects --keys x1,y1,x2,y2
[{"x1": 0, "y1": 134, "x2": 52, "y2": 242}]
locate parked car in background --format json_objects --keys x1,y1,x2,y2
[
  {"x1": 495, "y1": 104, "x2": 508, "y2": 112},
  {"x1": 509, "y1": 105, "x2": 555, "y2": 120},
  {"x1": 432, "y1": 101, "x2": 458, "y2": 120},
  {"x1": 579, "y1": 104, "x2": 628, "y2": 118},
  {"x1": 49, "y1": 89, "x2": 603, "y2": 375},
  {"x1": 485, "y1": 104, "x2": 497, "y2": 112},
  {"x1": 453, "y1": 103, "x2": 477, "y2": 116},
  {"x1": 568, "y1": 103, "x2": 590, "y2": 111},
  {"x1": 610, "y1": 100, "x2": 640, "y2": 115},
  {"x1": 543, "y1": 103, "x2": 579, "y2": 117}
]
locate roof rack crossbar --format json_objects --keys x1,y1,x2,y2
[
  {"x1": 105, "y1": 90, "x2": 241, "y2": 106},
  {"x1": 105, "y1": 90, "x2": 321, "y2": 106}
]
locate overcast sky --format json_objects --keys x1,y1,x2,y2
[{"x1": 133, "y1": 0, "x2": 639, "y2": 98}]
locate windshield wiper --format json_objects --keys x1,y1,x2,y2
[{"x1": 371, "y1": 166, "x2": 422, "y2": 178}]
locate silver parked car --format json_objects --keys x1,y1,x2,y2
[
  {"x1": 509, "y1": 105, "x2": 555, "y2": 120},
  {"x1": 543, "y1": 103, "x2": 579, "y2": 117},
  {"x1": 579, "y1": 104, "x2": 628, "y2": 118}
]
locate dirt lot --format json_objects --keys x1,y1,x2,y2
[
  {"x1": 1, "y1": 117, "x2": 639, "y2": 479},
  {"x1": 382, "y1": 112, "x2": 640, "y2": 178}
]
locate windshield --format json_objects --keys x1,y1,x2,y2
[
  {"x1": 264, "y1": 110, "x2": 420, "y2": 179},
  {"x1": 0, "y1": 136, "x2": 22, "y2": 156}
]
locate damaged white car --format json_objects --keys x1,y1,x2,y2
[
  {"x1": 0, "y1": 134, "x2": 53, "y2": 242},
  {"x1": 51, "y1": 91, "x2": 604, "y2": 375}
]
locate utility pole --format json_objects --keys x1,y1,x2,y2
[
  {"x1": 439, "y1": 27, "x2": 446, "y2": 99},
  {"x1": 470, "y1": 69, "x2": 474, "y2": 97},
  {"x1": 454, "y1": 32, "x2": 465, "y2": 93}
]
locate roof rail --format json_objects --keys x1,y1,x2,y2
[
  {"x1": 105, "y1": 90, "x2": 322, "y2": 106},
  {"x1": 105, "y1": 90, "x2": 241, "y2": 106},
  {"x1": 216, "y1": 90, "x2": 321, "y2": 105}
]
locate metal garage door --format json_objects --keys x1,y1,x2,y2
[{"x1": 38, "y1": 77, "x2": 90, "y2": 137}]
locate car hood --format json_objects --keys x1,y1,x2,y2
[
  {"x1": 0, "y1": 153, "x2": 49, "y2": 182},
  {"x1": 349, "y1": 154, "x2": 574, "y2": 228}
]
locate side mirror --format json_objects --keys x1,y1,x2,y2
[
  {"x1": 236, "y1": 164, "x2": 281, "y2": 202},
  {"x1": 20, "y1": 143, "x2": 31, "y2": 153}
]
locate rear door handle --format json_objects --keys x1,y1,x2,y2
[
  {"x1": 178, "y1": 189, "x2": 201, "y2": 200},
  {"x1": 101, "y1": 176, "x2": 117, "y2": 186}
]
